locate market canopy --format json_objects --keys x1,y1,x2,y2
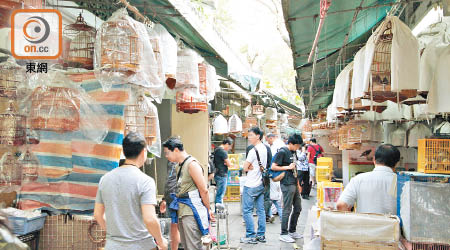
[{"x1": 282, "y1": 0, "x2": 397, "y2": 113}]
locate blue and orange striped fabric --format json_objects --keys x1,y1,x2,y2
[{"x1": 19, "y1": 72, "x2": 130, "y2": 212}]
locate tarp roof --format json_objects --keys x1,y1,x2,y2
[{"x1": 282, "y1": 0, "x2": 396, "y2": 113}]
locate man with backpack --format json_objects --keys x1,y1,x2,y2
[
  {"x1": 307, "y1": 138, "x2": 325, "y2": 187},
  {"x1": 241, "y1": 127, "x2": 268, "y2": 244},
  {"x1": 271, "y1": 134, "x2": 303, "y2": 243},
  {"x1": 213, "y1": 138, "x2": 233, "y2": 210}
]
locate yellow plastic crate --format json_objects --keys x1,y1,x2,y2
[
  {"x1": 223, "y1": 186, "x2": 240, "y2": 202},
  {"x1": 316, "y1": 166, "x2": 332, "y2": 183},
  {"x1": 418, "y1": 139, "x2": 450, "y2": 174},
  {"x1": 317, "y1": 157, "x2": 333, "y2": 169},
  {"x1": 317, "y1": 181, "x2": 343, "y2": 209}
]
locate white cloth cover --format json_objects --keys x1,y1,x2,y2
[
  {"x1": 333, "y1": 62, "x2": 353, "y2": 109},
  {"x1": 428, "y1": 45, "x2": 450, "y2": 114},
  {"x1": 351, "y1": 46, "x2": 367, "y2": 99},
  {"x1": 419, "y1": 45, "x2": 447, "y2": 92},
  {"x1": 407, "y1": 123, "x2": 432, "y2": 147},
  {"x1": 320, "y1": 211, "x2": 400, "y2": 243},
  {"x1": 434, "y1": 121, "x2": 450, "y2": 134},
  {"x1": 153, "y1": 24, "x2": 178, "y2": 76},
  {"x1": 265, "y1": 107, "x2": 277, "y2": 121},
  {"x1": 390, "y1": 126, "x2": 407, "y2": 147},
  {"x1": 362, "y1": 16, "x2": 419, "y2": 93},
  {"x1": 213, "y1": 115, "x2": 228, "y2": 134}
]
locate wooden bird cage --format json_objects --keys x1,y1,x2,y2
[
  {"x1": 0, "y1": 59, "x2": 25, "y2": 98},
  {"x1": 30, "y1": 87, "x2": 81, "y2": 132},
  {"x1": 100, "y1": 19, "x2": 142, "y2": 74},
  {"x1": 0, "y1": 102, "x2": 26, "y2": 146},
  {"x1": 176, "y1": 90, "x2": 208, "y2": 114},
  {"x1": 366, "y1": 20, "x2": 417, "y2": 102},
  {"x1": 124, "y1": 96, "x2": 158, "y2": 147},
  {"x1": 19, "y1": 148, "x2": 39, "y2": 183},
  {"x1": 0, "y1": 151, "x2": 22, "y2": 186},
  {"x1": 242, "y1": 117, "x2": 258, "y2": 137},
  {"x1": 252, "y1": 105, "x2": 264, "y2": 115},
  {"x1": 198, "y1": 63, "x2": 208, "y2": 96},
  {"x1": 64, "y1": 14, "x2": 96, "y2": 69}
]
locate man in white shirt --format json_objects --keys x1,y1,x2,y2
[
  {"x1": 241, "y1": 127, "x2": 268, "y2": 244},
  {"x1": 337, "y1": 144, "x2": 400, "y2": 215}
]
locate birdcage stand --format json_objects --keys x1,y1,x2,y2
[{"x1": 211, "y1": 203, "x2": 241, "y2": 250}]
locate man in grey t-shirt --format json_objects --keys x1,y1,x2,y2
[{"x1": 94, "y1": 132, "x2": 168, "y2": 250}]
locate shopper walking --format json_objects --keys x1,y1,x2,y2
[
  {"x1": 213, "y1": 138, "x2": 233, "y2": 210},
  {"x1": 271, "y1": 134, "x2": 303, "y2": 243},
  {"x1": 307, "y1": 138, "x2": 324, "y2": 187},
  {"x1": 94, "y1": 132, "x2": 168, "y2": 250},
  {"x1": 163, "y1": 137, "x2": 214, "y2": 250},
  {"x1": 241, "y1": 127, "x2": 268, "y2": 244},
  {"x1": 297, "y1": 144, "x2": 311, "y2": 199},
  {"x1": 163, "y1": 161, "x2": 180, "y2": 250}
]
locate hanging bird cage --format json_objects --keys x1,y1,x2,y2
[
  {"x1": 198, "y1": 63, "x2": 208, "y2": 96},
  {"x1": 0, "y1": 58, "x2": 26, "y2": 98},
  {"x1": 265, "y1": 107, "x2": 278, "y2": 121},
  {"x1": 176, "y1": 48, "x2": 199, "y2": 90},
  {"x1": 30, "y1": 86, "x2": 81, "y2": 132},
  {"x1": 228, "y1": 114, "x2": 243, "y2": 133},
  {"x1": 0, "y1": 151, "x2": 22, "y2": 186},
  {"x1": 252, "y1": 105, "x2": 264, "y2": 115},
  {"x1": 367, "y1": 20, "x2": 417, "y2": 102},
  {"x1": 0, "y1": 102, "x2": 26, "y2": 146},
  {"x1": 242, "y1": 117, "x2": 258, "y2": 137},
  {"x1": 176, "y1": 68, "x2": 207, "y2": 114},
  {"x1": 19, "y1": 148, "x2": 39, "y2": 183},
  {"x1": 124, "y1": 96, "x2": 158, "y2": 147},
  {"x1": 213, "y1": 114, "x2": 228, "y2": 135},
  {"x1": 64, "y1": 14, "x2": 96, "y2": 69},
  {"x1": 100, "y1": 18, "x2": 141, "y2": 74}
]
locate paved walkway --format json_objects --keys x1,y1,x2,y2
[{"x1": 216, "y1": 188, "x2": 316, "y2": 250}]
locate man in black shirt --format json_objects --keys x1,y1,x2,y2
[
  {"x1": 214, "y1": 138, "x2": 233, "y2": 209},
  {"x1": 271, "y1": 134, "x2": 303, "y2": 243}
]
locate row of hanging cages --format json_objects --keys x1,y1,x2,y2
[{"x1": 337, "y1": 121, "x2": 379, "y2": 150}]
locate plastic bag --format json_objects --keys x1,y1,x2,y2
[
  {"x1": 176, "y1": 47, "x2": 200, "y2": 90},
  {"x1": 206, "y1": 64, "x2": 219, "y2": 102},
  {"x1": 21, "y1": 70, "x2": 108, "y2": 144},
  {"x1": 0, "y1": 151, "x2": 22, "y2": 186},
  {"x1": 124, "y1": 93, "x2": 161, "y2": 157},
  {"x1": 0, "y1": 57, "x2": 27, "y2": 98},
  {"x1": 407, "y1": 123, "x2": 432, "y2": 147},
  {"x1": 18, "y1": 147, "x2": 40, "y2": 184},
  {"x1": 153, "y1": 23, "x2": 177, "y2": 79},
  {"x1": 94, "y1": 8, "x2": 163, "y2": 99},
  {"x1": 175, "y1": 87, "x2": 208, "y2": 113}
]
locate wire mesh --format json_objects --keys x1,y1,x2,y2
[{"x1": 124, "y1": 97, "x2": 158, "y2": 147}]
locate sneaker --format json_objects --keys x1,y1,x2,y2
[
  {"x1": 256, "y1": 236, "x2": 266, "y2": 243},
  {"x1": 288, "y1": 232, "x2": 303, "y2": 239},
  {"x1": 279, "y1": 234, "x2": 295, "y2": 243},
  {"x1": 268, "y1": 216, "x2": 275, "y2": 223},
  {"x1": 240, "y1": 237, "x2": 258, "y2": 244}
]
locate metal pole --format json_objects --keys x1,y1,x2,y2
[{"x1": 309, "y1": 46, "x2": 319, "y2": 107}]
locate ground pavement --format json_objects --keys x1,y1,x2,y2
[{"x1": 216, "y1": 188, "x2": 316, "y2": 250}]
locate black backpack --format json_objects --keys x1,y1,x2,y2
[{"x1": 208, "y1": 151, "x2": 216, "y2": 175}]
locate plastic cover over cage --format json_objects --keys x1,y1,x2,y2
[
  {"x1": 124, "y1": 94, "x2": 161, "y2": 157},
  {"x1": 0, "y1": 57, "x2": 26, "y2": 98},
  {"x1": 0, "y1": 101, "x2": 26, "y2": 146},
  {"x1": 0, "y1": 151, "x2": 22, "y2": 186},
  {"x1": 206, "y1": 64, "x2": 219, "y2": 102},
  {"x1": 22, "y1": 70, "x2": 108, "y2": 144},
  {"x1": 176, "y1": 47, "x2": 200, "y2": 90},
  {"x1": 64, "y1": 13, "x2": 96, "y2": 70},
  {"x1": 94, "y1": 8, "x2": 163, "y2": 98},
  {"x1": 400, "y1": 181, "x2": 450, "y2": 244},
  {"x1": 150, "y1": 24, "x2": 178, "y2": 83},
  {"x1": 175, "y1": 87, "x2": 208, "y2": 114},
  {"x1": 18, "y1": 147, "x2": 40, "y2": 183}
]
